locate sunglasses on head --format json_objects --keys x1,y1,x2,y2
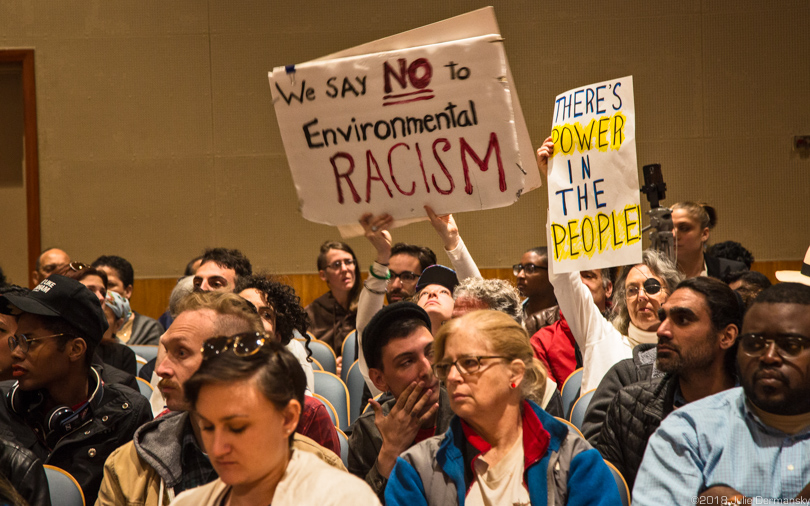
[{"x1": 201, "y1": 331, "x2": 270, "y2": 360}]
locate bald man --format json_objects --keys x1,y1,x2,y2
[{"x1": 31, "y1": 248, "x2": 70, "y2": 285}]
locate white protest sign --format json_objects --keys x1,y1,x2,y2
[
  {"x1": 269, "y1": 15, "x2": 533, "y2": 235},
  {"x1": 547, "y1": 76, "x2": 642, "y2": 274}
]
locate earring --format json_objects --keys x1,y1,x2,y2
[{"x1": 510, "y1": 382, "x2": 516, "y2": 389}]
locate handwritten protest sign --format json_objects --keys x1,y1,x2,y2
[
  {"x1": 547, "y1": 76, "x2": 642, "y2": 274},
  {"x1": 269, "y1": 10, "x2": 535, "y2": 235}
]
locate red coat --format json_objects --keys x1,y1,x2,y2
[{"x1": 530, "y1": 312, "x2": 580, "y2": 390}]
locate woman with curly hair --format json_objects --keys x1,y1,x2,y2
[{"x1": 236, "y1": 274, "x2": 313, "y2": 391}]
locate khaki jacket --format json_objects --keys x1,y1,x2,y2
[{"x1": 96, "y1": 412, "x2": 345, "y2": 506}]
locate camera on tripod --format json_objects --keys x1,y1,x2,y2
[{"x1": 640, "y1": 164, "x2": 675, "y2": 263}]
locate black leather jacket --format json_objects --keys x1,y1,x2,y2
[
  {"x1": 0, "y1": 436, "x2": 51, "y2": 506},
  {"x1": 0, "y1": 369, "x2": 152, "y2": 505}
]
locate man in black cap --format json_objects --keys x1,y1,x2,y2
[
  {"x1": 347, "y1": 302, "x2": 453, "y2": 502},
  {"x1": 0, "y1": 275, "x2": 151, "y2": 505}
]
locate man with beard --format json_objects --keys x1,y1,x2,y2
[
  {"x1": 633, "y1": 282, "x2": 810, "y2": 503},
  {"x1": 595, "y1": 276, "x2": 741, "y2": 490}
]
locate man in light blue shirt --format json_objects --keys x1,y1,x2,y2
[{"x1": 633, "y1": 282, "x2": 810, "y2": 504}]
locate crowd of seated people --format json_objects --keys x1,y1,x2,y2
[{"x1": 0, "y1": 138, "x2": 808, "y2": 505}]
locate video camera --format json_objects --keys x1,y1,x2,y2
[{"x1": 640, "y1": 164, "x2": 675, "y2": 264}]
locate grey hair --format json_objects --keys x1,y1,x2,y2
[
  {"x1": 610, "y1": 249, "x2": 683, "y2": 335},
  {"x1": 453, "y1": 277, "x2": 523, "y2": 325},
  {"x1": 169, "y1": 276, "x2": 196, "y2": 317}
]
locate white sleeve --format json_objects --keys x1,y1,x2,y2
[
  {"x1": 548, "y1": 268, "x2": 631, "y2": 391},
  {"x1": 355, "y1": 262, "x2": 388, "y2": 396},
  {"x1": 445, "y1": 237, "x2": 481, "y2": 282},
  {"x1": 287, "y1": 339, "x2": 315, "y2": 393}
]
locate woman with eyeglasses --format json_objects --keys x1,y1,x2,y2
[
  {"x1": 171, "y1": 336, "x2": 381, "y2": 506},
  {"x1": 306, "y1": 241, "x2": 361, "y2": 367},
  {"x1": 536, "y1": 137, "x2": 683, "y2": 394},
  {"x1": 385, "y1": 310, "x2": 619, "y2": 506}
]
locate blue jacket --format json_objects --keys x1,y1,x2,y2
[{"x1": 385, "y1": 400, "x2": 620, "y2": 505}]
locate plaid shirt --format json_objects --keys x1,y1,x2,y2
[
  {"x1": 177, "y1": 418, "x2": 217, "y2": 495},
  {"x1": 298, "y1": 395, "x2": 341, "y2": 456}
]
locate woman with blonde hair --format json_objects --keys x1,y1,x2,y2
[
  {"x1": 670, "y1": 201, "x2": 746, "y2": 279},
  {"x1": 385, "y1": 310, "x2": 618, "y2": 506}
]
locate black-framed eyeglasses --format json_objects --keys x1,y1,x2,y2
[
  {"x1": 388, "y1": 270, "x2": 419, "y2": 283},
  {"x1": 325, "y1": 259, "x2": 356, "y2": 271},
  {"x1": 432, "y1": 355, "x2": 509, "y2": 380},
  {"x1": 201, "y1": 332, "x2": 270, "y2": 360},
  {"x1": 512, "y1": 263, "x2": 547, "y2": 276},
  {"x1": 9, "y1": 333, "x2": 70, "y2": 354},
  {"x1": 739, "y1": 333, "x2": 810, "y2": 358},
  {"x1": 626, "y1": 278, "x2": 664, "y2": 299}
]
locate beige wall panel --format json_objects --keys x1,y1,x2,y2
[
  {"x1": 39, "y1": 156, "x2": 217, "y2": 277},
  {"x1": 702, "y1": 8, "x2": 810, "y2": 138},
  {"x1": 0, "y1": 1, "x2": 806, "y2": 282},
  {"x1": 34, "y1": 36, "x2": 213, "y2": 161},
  {"x1": 0, "y1": 2, "x2": 208, "y2": 40}
]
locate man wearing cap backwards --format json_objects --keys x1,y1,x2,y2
[
  {"x1": 0, "y1": 275, "x2": 152, "y2": 505},
  {"x1": 348, "y1": 302, "x2": 453, "y2": 502},
  {"x1": 356, "y1": 206, "x2": 481, "y2": 396}
]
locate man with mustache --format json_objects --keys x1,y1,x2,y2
[
  {"x1": 97, "y1": 291, "x2": 345, "y2": 505},
  {"x1": 633, "y1": 282, "x2": 810, "y2": 504},
  {"x1": 595, "y1": 276, "x2": 742, "y2": 491}
]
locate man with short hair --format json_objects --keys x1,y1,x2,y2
[
  {"x1": 356, "y1": 209, "x2": 480, "y2": 395},
  {"x1": 633, "y1": 282, "x2": 810, "y2": 504},
  {"x1": 515, "y1": 246, "x2": 557, "y2": 335},
  {"x1": 92, "y1": 255, "x2": 164, "y2": 345},
  {"x1": 31, "y1": 247, "x2": 70, "y2": 286},
  {"x1": 348, "y1": 302, "x2": 452, "y2": 502},
  {"x1": 97, "y1": 291, "x2": 345, "y2": 505},
  {"x1": 531, "y1": 268, "x2": 613, "y2": 389},
  {"x1": 0, "y1": 275, "x2": 152, "y2": 505},
  {"x1": 192, "y1": 248, "x2": 252, "y2": 293},
  {"x1": 596, "y1": 276, "x2": 740, "y2": 490}
]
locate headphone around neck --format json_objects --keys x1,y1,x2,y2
[{"x1": 6, "y1": 367, "x2": 103, "y2": 448}]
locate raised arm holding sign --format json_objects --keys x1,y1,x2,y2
[
  {"x1": 536, "y1": 78, "x2": 682, "y2": 395},
  {"x1": 268, "y1": 8, "x2": 538, "y2": 238}
]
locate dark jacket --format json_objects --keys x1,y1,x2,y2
[
  {"x1": 705, "y1": 254, "x2": 747, "y2": 282},
  {"x1": 581, "y1": 343, "x2": 662, "y2": 444},
  {"x1": 305, "y1": 292, "x2": 356, "y2": 355},
  {"x1": 0, "y1": 370, "x2": 153, "y2": 505},
  {"x1": 595, "y1": 374, "x2": 678, "y2": 491},
  {"x1": 97, "y1": 341, "x2": 138, "y2": 376},
  {"x1": 348, "y1": 387, "x2": 454, "y2": 501},
  {"x1": 0, "y1": 436, "x2": 51, "y2": 506},
  {"x1": 386, "y1": 400, "x2": 620, "y2": 506}
]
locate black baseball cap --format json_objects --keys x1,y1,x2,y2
[
  {"x1": 415, "y1": 265, "x2": 459, "y2": 294},
  {"x1": 0, "y1": 274, "x2": 108, "y2": 347},
  {"x1": 363, "y1": 302, "x2": 431, "y2": 370}
]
